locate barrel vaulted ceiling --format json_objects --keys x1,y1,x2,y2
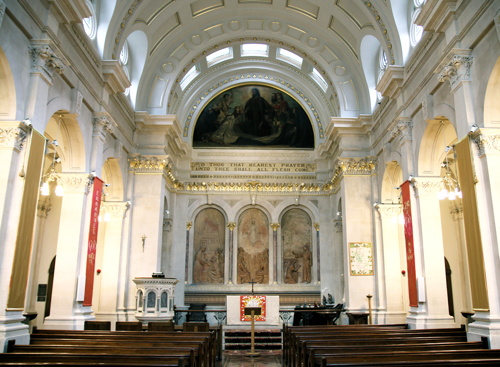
[{"x1": 93, "y1": 0, "x2": 416, "y2": 145}]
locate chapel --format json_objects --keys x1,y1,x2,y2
[{"x1": 1, "y1": 0, "x2": 500, "y2": 352}]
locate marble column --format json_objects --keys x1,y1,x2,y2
[
  {"x1": 375, "y1": 204, "x2": 407, "y2": 324},
  {"x1": 227, "y1": 222, "x2": 236, "y2": 284},
  {"x1": 185, "y1": 222, "x2": 192, "y2": 284},
  {"x1": 0, "y1": 122, "x2": 30, "y2": 347},
  {"x1": 43, "y1": 173, "x2": 93, "y2": 330},
  {"x1": 468, "y1": 130, "x2": 500, "y2": 348},
  {"x1": 408, "y1": 177, "x2": 455, "y2": 329},
  {"x1": 271, "y1": 223, "x2": 279, "y2": 284},
  {"x1": 96, "y1": 201, "x2": 130, "y2": 321}
]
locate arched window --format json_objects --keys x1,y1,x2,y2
[
  {"x1": 120, "y1": 41, "x2": 130, "y2": 96},
  {"x1": 83, "y1": 0, "x2": 97, "y2": 39},
  {"x1": 410, "y1": 0, "x2": 425, "y2": 47}
]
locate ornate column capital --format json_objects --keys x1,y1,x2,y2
[
  {"x1": 0, "y1": 122, "x2": 29, "y2": 151},
  {"x1": 471, "y1": 131, "x2": 500, "y2": 157},
  {"x1": 411, "y1": 177, "x2": 442, "y2": 198},
  {"x1": 128, "y1": 154, "x2": 172, "y2": 174},
  {"x1": 391, "y1": 117, "x2": 413, "y2": 143},
  {"x1": 101, "y1": 200, "x2": 130, "y2": 219},
  {"x1": 436, "y1": 49, "x2": 473, "y2": 92},
  {"x1": 92, "y1": 112, "x2": 116, "y2": 137},
  {"x1": 29, "y1": 40, "x2": 67, "y2": 84},
  {"x1": 227, "y1": 222, "x2": 236, "y2": 231},
  {"x1": 314, "y1": 223, "x2": 320, "y2": 231},
  {"x1": 186, "y1": 222, "x2": 192, "y2": 230},
  {"x1": 58, "y1": 173, "x2": 93, "y2": 194},
  {"x1": 270, "y1": 223, "x2": 280, "y2": 231},
  {"x1": 375, "y1": 203, "x2": 402, "y2": 219},
  {"x1": 333, "y1": 220, "x2": 342, "y2": 233}
]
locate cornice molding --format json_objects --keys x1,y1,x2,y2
[
  {"x1": 102, "y1": 60, "x2": 131, "y2": 95},
  {"x1": 47, "y1": 0, "x2": 91, "y2": 24},
  {"x1": 377, "y1": 66, "x2": 405, "y2": 100}
]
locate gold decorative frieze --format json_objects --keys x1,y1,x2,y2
[
  {"x1": 128, "y1": 154, "x2": 171, "y2": 173},
  {"x1": 324, "y1": 157, "x2": 377, "y2": 191}
]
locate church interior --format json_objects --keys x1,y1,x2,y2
[{"x1": 1, "y1": 0, "x2": 500, "y2": 364}]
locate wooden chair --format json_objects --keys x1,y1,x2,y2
[
  {"x1": 84, "y1": 320, "x2": 111, "y2": 330},
  {"x1": 115, "y1": 321, "x2": 143, "y2": 331},
  {"x1": 183, "y1": 322, "x2": 210, "y2": 332},
  {"x1": 148, "y1": 321, "x2": 175, "y2": 331}
]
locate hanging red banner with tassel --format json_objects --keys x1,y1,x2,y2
[
  {"x1": 401, "y1": 180, "x2": 418, "y2": 307},
  {"x1": 83, "y1": 177, "x2": 103, "y2": 306}
]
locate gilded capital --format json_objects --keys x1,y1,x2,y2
[
  {"x1": 270, "y1": 222, "x2": 280, "y2": 231},
  {"x1": 128, "y1": 154, "x2": 170, "y2": 173},
  {"x1": 186, "y1": 222, "x2": 193, "y2": 230},
  {"x1": 227, "y1": 222, "x2": 236, "y2": 231},
  {"x1": 314, "y1": 223, "x2": 320, "y2": 231}
]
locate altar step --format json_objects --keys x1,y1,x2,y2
[{"x1": 224, "y1": 329, "x2": 282, "y2": 350}]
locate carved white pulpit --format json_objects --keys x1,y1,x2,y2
[{"x1": 133, "y1": 277, "x2": 178, "y2": 323}]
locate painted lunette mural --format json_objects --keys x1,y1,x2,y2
[{"x1": 193, "y1": 84, "x2": 314, "y2": 148}]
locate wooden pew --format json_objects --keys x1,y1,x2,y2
[
  {"x1": 25, "y1": 329, "x2": 216, "y2": 367},
  {"x1": 0, "y1": 353, "x2": 190, "y2": 366},
  {"x1": 315, "y1": 349, "x2": 500, "y2": 366}
]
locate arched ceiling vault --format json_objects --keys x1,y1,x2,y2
[{"x1": 102, "y1": 0, "x2": 404, "y2": 143}]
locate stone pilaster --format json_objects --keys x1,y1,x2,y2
[
  {"x1": 44, "y1": 173, "x2": 93, "y2": 330},
  {"x1": 408, "y1": 177, "x2": 455, "y2": 328}
]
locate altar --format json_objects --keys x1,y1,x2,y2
[{"x1": 226, "y1": 295, "x2": 280, "y2": 326}]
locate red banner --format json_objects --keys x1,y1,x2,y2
[
  {"x1": 401, "y1": 180, "x2": 418, "y2": 307},
  {"x1": 83, "y1": 177, "x2": 103, "y2": 306}
]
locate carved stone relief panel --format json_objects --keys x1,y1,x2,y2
[
  {"x1": 192, "y1": 208, "x2": 225, "y2": 284},
  {"x1": 282, "y1": 208, "x2": 313, "y2": 284},
  {"x1": 237, "y1": 208, "x2": 269, "y2": 284}
]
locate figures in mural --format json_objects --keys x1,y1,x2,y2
[
  {"x1": 208, "y1": 248, "x2": 224, "y2": 283},
  {"x1": 237, "y1": 247, "x2": 252, "y2": 283},
  {"x1": 294, "y1": 244, "x2": 312, "y2": 283},
  {"x1": 193, "y1": 85, "x2": 314, "y2": 148},
  {"x1": 193, "y1": 245, "x2": 209, "y2": 283},
  {"x1": 285, "y1": 259, "x2": 300, "y2": 284},
  {"x1": 237, "y1": 208, "x2": 269, "y2": 284},
  {"x1": 192, "y1": 209, "x2": 225, "y2": 284},
  {"x1": 282, "y1": 208, "x2": 313, "y2": 284}
]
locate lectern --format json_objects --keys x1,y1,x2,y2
[{"x1": 244, "y1": 306, "x2": 261, "y2": 357}]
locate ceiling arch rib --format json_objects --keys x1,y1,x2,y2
[{"x1": 105, "y1": 1, "x2": 401, "y2": 119}]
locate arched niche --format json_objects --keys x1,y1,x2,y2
[
  {"x1": 236, "y1": 207, "x2": 269, "y2": 284},
  {"x1": 418, "y1": 119, "x2": 457, "y2": 176},
  {"x1": 381, "y1": 161, "x2": 403, "y2": 203},
  {"x1": 44, "y1": 112, "x2": 86, "y2": 172},
  {"x1": 280, "y1": 207, "x2": 313, "y2": 284},
  {"x1": 484, "y1": 56, "x2": 500, "y2": 128},
  {"x1": 0, "y1": 47, "x2": 16, "y2": 119},
  {"x1": 101, "y1": 158, "x2": 124, "y2": 201},
  {"x1": 192, "y1": 207, "x2": 226, "y2": 284}
]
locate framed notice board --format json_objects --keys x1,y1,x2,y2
[{"x1": 349, "y1": 242, "x2": 374, "y2": 276}]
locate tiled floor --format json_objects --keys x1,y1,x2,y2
[{"x1": 219, "y1": 351, "x2": 283, "y2": 367}]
